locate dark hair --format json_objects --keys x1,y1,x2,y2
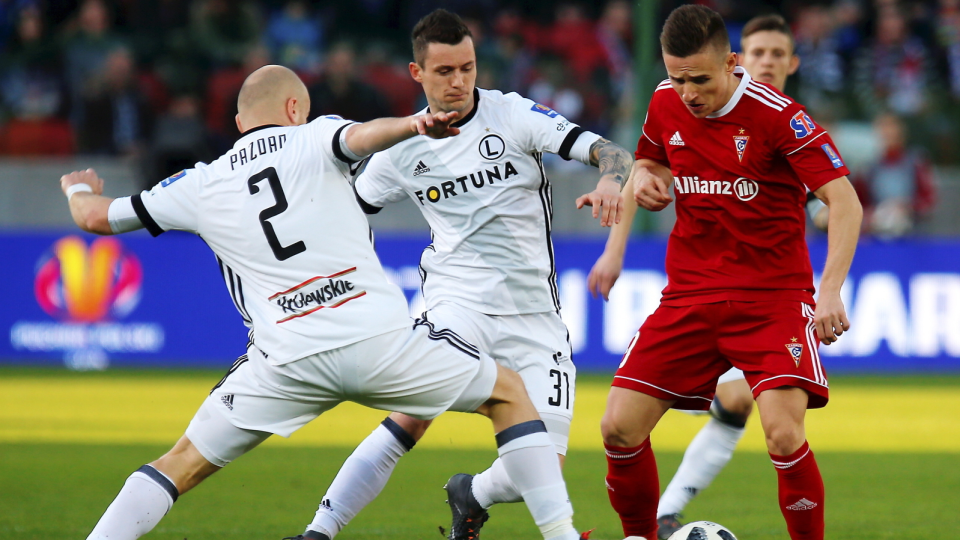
[
  {"x1": 741, "y1": 14, "x2": 794, "y2": 53},
  {"x1": 411, "y1": 9, "x2": 473, "y2": 65},
  {"x1": 660, "y1": 5, "x2": 730, "y2": 58}
]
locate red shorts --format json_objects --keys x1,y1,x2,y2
[{"x1": 613, "y1": 301, "x2": 828, "y2": 410}]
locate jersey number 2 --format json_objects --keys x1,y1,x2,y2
[{"x1": 248, "y1": 167, "x2": 306, "y2": 261}]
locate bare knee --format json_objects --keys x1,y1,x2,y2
[
  {"x1": 601, "y1": 410, "x2": 646, "y2": 447},
  {"x1": 387, "y1": 412, "x2": 432, "y2": 442},
  {"x1": 600, "y1": 388, "x2": 670, "y2": 448},
  {"x1": 764, "y1": 422, "x2": 805, "y2": 456},
  {"x1": 714, "y1": 380, "x2": 754, "y2": 421},
  {"x1": 151, "y1": 436, "x2": 221, "y2": 496}
]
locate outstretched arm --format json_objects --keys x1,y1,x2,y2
[
  {"x1": 343, "y1": 110, "x2": 461, "y2": 159},
  {"x1": 575, "y1": 137, "x2": 634, "y2": 227},
  {"x1": 812, "y1": 176, "x2": 862, "y2": 345},
  {"x1": 587, "y1": 159, "x2": 672, "y2": 300},
  {"x1": 61, "y1": 169, "x2": 115, "y2": 235}
]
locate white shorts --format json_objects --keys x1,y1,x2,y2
[
  {"x1": 422, "y1": 302, "x2": 575, "y2": 454},
  {"x1": 682, "y1": 368, "x2": 748, "y2": 416},
  {"x1": 718, "y1": 367, "x2": 746, "y2": 385},
  {"x1": 186, "y1": 324, "x2": 497, "y2": 467}
]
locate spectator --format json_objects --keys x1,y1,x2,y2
[
  {"x1": 542, "y1": 3, "x2": 609, "y2": 83},
  {"x1": 148, "y1": 93, "x2": 211, "y2": 188},
  {"x1": 936, "y1": 0, "x2": 960, "y2": 99},
  {"x1": 190, "y1": 0, "x2": 261, "y2": 68},
  {"x1": 265, "y1": 0, "x2": 322, "y2": 74},
  {"x1": 855, "y1": 112, "x2": 937, "y2": 236},
  {"x1": 597, "y1": 0, "x2": 632, "y2": 101},
  {"x1": 204, "y1": 45, "x2": 269, "y2": 152},
  {"x1": 794, "y1": 4, "x2": 845, "y2": 112},
  {"x1": 1, "y1": 6, "x2": 67, "y2": 122},
  {"x1": 61, "y1": 0, "x2": 125, "y2": 127},
  {"x1": 362, "y1": 43, "x2": 419, "y2": 116},
  {"x1": 306, "y1": 42, "x2": 391, "y2": 122},
  {"x1": 853, "y1": 7, "x2": 936, "y2": 117},
  {"x1": 76, "y1": 47, "x2": 152, "y2": 156}
]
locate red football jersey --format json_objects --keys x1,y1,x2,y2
[{"x1": 636, "y1": 67, "x2": 850, "y2": 306}]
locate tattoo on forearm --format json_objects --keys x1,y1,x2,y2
[{"x1": 589, "y1": 138, "x2": 632, "y2": 189}]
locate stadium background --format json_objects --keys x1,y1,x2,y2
[{"x1": 1, "y1": 0, "x2": 958, "y2": 538}]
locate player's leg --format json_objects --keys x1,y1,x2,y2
[
  {"x1": 469, "y1": 312, "x2": 575, "y2": 513},
  {"x1": 304, "y1": 305, "x2": 487, "y2": 539},
  {"x1": 656, "y1": 371, "x2": 753, "y2": 538},
  {"x1": 87, "y1": 395, "x2": 271, "y2": 540},
  {"x1": 304, "y1": 413, "x2": 431, "y2": 539},
  {"x1": 601, "y1": 386, "x2": 672, "y2": 540},
  {"x1": 756, "y1": 387, "x2": 824, "y2": 540},
  {"x1": 722, "y1": 301, "x2": 829, "y2": 540},
  {"x1": 603, "y1": 303, "x2": 725, "y2": 540}
]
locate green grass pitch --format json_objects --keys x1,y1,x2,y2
[{"x1": 1, "y1": 370, "x2": 958, "y2": 539}]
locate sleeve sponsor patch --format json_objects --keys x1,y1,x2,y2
[
  {"x1": 530, "y1": 103, "x2": 559, "y2": 118},
  {"x1": 790, "y1": 111, "x2": 817, "y2": 139},
  {"x1": 160, "y1": 170, "x2": 186, "y2": 187},
  {"x1": 821, "y1": 143, "x2": 844, "y2": 168}
]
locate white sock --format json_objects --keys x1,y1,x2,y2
[
  {"x1": 87, "y1": 465, "x2": 178, "y2": 540},
  {"x1": 471, "y1": 457, "x2": 522, "y2": 508},
  {"x1": 495, "y1": 420, "x2": 576, "y2": 540},
  {"x1": 657, "y1": 417, "x2": 745, "y2": 516},
  {"x1": 307, "y1": 418, "x2": 414, "y2": 538}
]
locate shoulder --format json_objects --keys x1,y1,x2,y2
[{"x1": 741, "y1": 80, "x2": 794, "y2": 115}]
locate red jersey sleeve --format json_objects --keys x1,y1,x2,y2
[
  {"x1": 773, "y1": 103, "x2": 850, "y2": 192},
  {"x1": 635, "y1": 89, "x2": 669, "y2": 165}
]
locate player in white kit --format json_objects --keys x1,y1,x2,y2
[
  {"x1": 298, "y1": 10, "x2": 633, "y2": 540},
  {"x1": 61, "y1": 65, "x2": 583, "y2": 540},
  {"x1": 586, "y1": 15, "x2": 829, "y2": 538}
]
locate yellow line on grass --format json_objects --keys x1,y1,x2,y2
[{"x1": 1, "y1": 375, "x2": 957, "y2": 452}]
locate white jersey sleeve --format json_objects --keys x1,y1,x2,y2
[
  {"x1": 506, "y1": 94, "x2": 600, "y2": 159},
  {"x1": 300, "y1": 115, "x2": 358, "y2": 177},
  {"x1": 353, "y1": 151, "x2": 408, "y2": 213},
  {"x1": 133, "y1": 168, "x2": 201, "y2": 236}
]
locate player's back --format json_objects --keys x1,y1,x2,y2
[{"x1": 135, "y1": 117, "x2": 411, "y2": 364}]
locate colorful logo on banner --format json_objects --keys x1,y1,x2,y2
[
  {"x1": 34, "y1": 236, "x2": 143, "y2": 322},
  {"x1": 10, "y1": 235, "x2": 162, "y2": 370}
]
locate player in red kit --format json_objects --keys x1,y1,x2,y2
[{"x1": 599, "y1": 6, "x2": 862, "y2": 540}]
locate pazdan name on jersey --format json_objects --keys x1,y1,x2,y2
[
  {"x1": 229, "y1": 133, "x2": 287, "y2": 170},
  {"x1": 268, "y1": 268, "x2": 366, "y2": 324},
  {"x1": 413, "y1": 161, "x2": 519, "y2": 204}
]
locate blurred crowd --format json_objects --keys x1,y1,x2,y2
[{"x1": 0, "y1": 0, "x2": 956, "y2": 235}]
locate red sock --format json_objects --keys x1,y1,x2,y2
[
  {"x1": 605, "y1": 438, "x2": 659, "y2": 540},
  {"x1": 770, "y1": 441, "x2": 825, "y2": 540}
]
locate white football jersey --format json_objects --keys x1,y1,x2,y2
[
  {"x1": 355, "y1": 88, "x2": 600, "y2": 315},
  {"x1": 133, "y1": 117, "x2": 411, "y2": 364}
]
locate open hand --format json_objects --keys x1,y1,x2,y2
[
  {"x1": 576, "y1": 179, "x2": 623, "y2": 227},
  {"x1": 60, "y1": 168, "x2": 104, "y2": 197},
  {"x1": 413, "y1": 110, "x2": 461, "y2": 139},
  {"x1": 587, "y1": 250, "x2": 624, "y2": 301}
]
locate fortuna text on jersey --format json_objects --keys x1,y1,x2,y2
[
  {"x1": 269, "y1": 268, "x2": 367, "y2": 324},
  {"x1": 669, "y1": 131, "x2": 685, "y2": 146},
  {"x1": 413, "y1": 161, "x2": 519, "y2": 205},
  {"x1": 672, "y1": 176, "x2": 759, "y2": 202}
]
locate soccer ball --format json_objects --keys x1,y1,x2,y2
[{"x1": 667, "y1": 521, "x2": 737, "y2": 540}]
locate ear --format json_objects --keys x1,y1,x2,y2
[
  {"x1": 725, "y1": 51, "x2": 738, "y2": 73},
  {"x1": 788, "y1": 54, "x2": 801, "y2": 76},
  {"x1": 235, "y1": 114, "x2": 244, "y2": 134},
  {"x1": 409, "y1": 61, "x2": 423, "y2": 83},
  {"x1": 286, "y1": 97, "x2": 299, "y2": 124}
]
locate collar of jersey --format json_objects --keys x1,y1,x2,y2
[
  {"x1": 237, "y1": 124, "x2": 283, "y2": 142},
  {"x1": 427, "y1": 88, "x2": 480, "y2": 128},
  {"x1": 707, "y1": 66, "x2": 750, "y2": 119}
]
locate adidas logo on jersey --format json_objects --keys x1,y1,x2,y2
[
  {"x1": 786, "y1": 498, "x2": 818, "y2": 511},
  {"x1": 413, "y1": 160, "x2": 431, "y2": 177},
  {"x1": 669, "y1": 131, "x2": 685, "y2": 146},
  {"x1": 221, "y1": 394, "x2": 234, "y2": 410},
  {"x1": 320, "y1": 498, "x2": 333, "y2": 511}
]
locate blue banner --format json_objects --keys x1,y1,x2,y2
[{"x1": 2, "y1": 231, "x2": 959, "y2": 372}]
